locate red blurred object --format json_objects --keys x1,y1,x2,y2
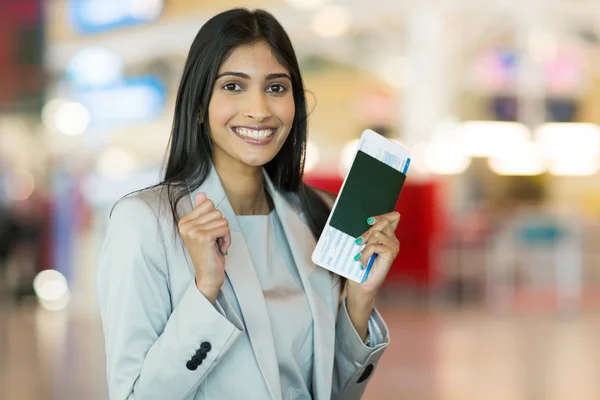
[
  {"x1": 0, "y1": 0, "x2": 44, "y2": 114},
  {"x1": 305, "y1": 173, "x2": 443, "y2": 288}
]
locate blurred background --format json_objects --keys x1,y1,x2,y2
[{"x1": 2, "y1": 0, "x2": 600, "y2": 399}]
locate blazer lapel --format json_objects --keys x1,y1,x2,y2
[
  {"x1": 263, "y1": 172, "x2": 336, "y2": 400},
  {"x1": 186, "y1": 167, "x2": 282, "y2": 400}
]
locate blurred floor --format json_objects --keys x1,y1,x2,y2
[{"x1": 1, "y1": 299, "x2": 600, "y2": 400}]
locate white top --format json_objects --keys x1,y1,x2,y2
[{"x1": 238, "y1": 210, "x2": 314, "y2": 400}]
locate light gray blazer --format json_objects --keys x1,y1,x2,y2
[{"x1": 97, "y1": 166, "x2": 389, "y2": 400}]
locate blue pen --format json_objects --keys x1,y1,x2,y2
[{"x1": 360, "y1": 254, "x2": 377, "y2": 283}]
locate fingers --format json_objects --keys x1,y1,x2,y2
[
  {"x1": 360, "y1": 231, "x2": 397, "y2": 264},
  {"x1": 359, "y1": 239, "x2": 399, "y2": 267},
  {"x1": 218, "y1": 233, "x2": 232, "y2": 255},
  {"x1": 195, "y1": 192, "x2": 207, "y2": 207},
  {"x1": 179, "y1": 195, "x2": 216, "y2": 226},
  {"x1": 179, "y1": 195, "x2": 231, "y2": 255},
  {"x1": 357, "y1": 212, "x2": 399, "y2": 244},
  {"x1": 370, "y1": 212, "x2": 401, "y2": 231},
  {"x1": 359, "y1": 245, "x2": 388, "y2": 268},
  {"x1": 179, "y1": 217, "x2": 230, "y2": 250},
  {"x1": 180, "y1": 209, "x2": 224, "y2": 230},
  {"x1": 187, "y1": 217, "x2": 228, "y2": 232},
  {"x1": 187, "y1": 225, "x2": 230, "y2": 246},
  {"x1": 367, "y1": 230, "x2": 396, "y2": 247}
]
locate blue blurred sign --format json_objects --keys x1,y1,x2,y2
[
  {"x1": 518, "y1": 222, "x2": 564, "y2": 245},
  {"x1": 70, "y1": 76, "x2": 166, "y2": 129},
  {"x1": 69, "y1": 0, "x2": 164, "y2": 34}
]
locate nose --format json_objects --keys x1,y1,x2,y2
[{"x1": 242, "y1": 90, "x2": 272, "y2": 123}]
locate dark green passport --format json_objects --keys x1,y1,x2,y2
[{"x1": 329, "y1": 150, "x2": 406, "y2": 238}]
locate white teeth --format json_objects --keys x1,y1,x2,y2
[{"x1": 234, "y1": 128, "x2": 275, "y2": 139}]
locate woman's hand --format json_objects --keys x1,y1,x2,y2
[
  {"x1": 344, "y1": 212, "x2": 401, "y2": 341},
  {"x1": 178, "y1": 192, "x2": 231, "y2": 303},
  {"x1": 347, "y1": 211, "x2": 401, "y2": 297}
]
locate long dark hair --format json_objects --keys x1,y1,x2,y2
[{"x1": 161, "y1": 8, "x2": 330, "y2": 239}]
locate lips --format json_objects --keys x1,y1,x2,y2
[{"x1": 232, "y1": 126, "x2": 278, "y2": 145}]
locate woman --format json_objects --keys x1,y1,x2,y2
[{"x1": 97, "y1": 8, "x2": 400, "y2": 400}]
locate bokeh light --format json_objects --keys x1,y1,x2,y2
[
  {"x1": 42, "y1": 99, "x2": 91, "y2": 136},
  {"x1": 33, "y1": 270, "x2": 71, "y2": 311}
]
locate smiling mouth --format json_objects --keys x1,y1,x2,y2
[{"x1": 232, "y1": 127, "x2": 277, "y2": 144}]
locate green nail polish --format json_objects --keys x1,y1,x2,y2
[
  {"x1": 225, "y1": 250, "x2": 228, "y2": 256},
  {"x1": 360, "y1": 264, "x2": 365, "y2": 270},
  {"x1": 355, "y1": 237, "x2": 363, "y2": 245},
  {"x1": 367, "y1": 217, "x2": 375, "y2": 225},
  {"x1": 353, "y1": 253, "x2": 361, "y2": 261}
]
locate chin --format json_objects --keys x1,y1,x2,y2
[
  {"x1": 240, "y1": 153, "x2": 277, "y2": 167},
  {"x1": 233, "y1": 141, "x2": 283, "y2": 167}
]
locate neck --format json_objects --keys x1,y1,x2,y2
[{"x1": 212, "y1": 154, "x2": 271, "y2": 216}]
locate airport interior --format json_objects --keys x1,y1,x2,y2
[{"x1": 2, "y1": 0, "x2": 600, "y2": 399}]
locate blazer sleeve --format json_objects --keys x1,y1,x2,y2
[
  {"x1": 331, "y1": 297, "x2": 390, "y2": 400},
  {"x1": 97, "y1": 197, "x2": 244, "y2": 400}
]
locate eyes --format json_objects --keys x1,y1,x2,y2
[
  {"x1": 222, "y1": 83, "x2": 240, "y2": 91},
  {"x1": 267, "y1": 84, "x2": 287, "y2": 94},
  {"x1": 221, "y1": 82, "x2": 288, "y2": 94}
]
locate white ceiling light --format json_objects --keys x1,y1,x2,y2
[
  {"x1": 285, "y1": 0, "x2": 330, "y2": 10},
  {"x1": 457, "y1": 121, "x2": 531, "y2": 158},
  {"x1": 535, "y1": 123, "x2": 600, "y2": 160},
  {"x1": 548, "y1": 157, "x2": 599, "y2": 176},
  {"x1": 43, "y1": 99, "x2": 90, "y2": 135},
  {"x1": 488, "y1": 141, "x2": 545, "y2": 176},
  {"x1": 56, "y1": 102, "x2": 90, "y2": 136},
  {"x1": 312, "y1": 5, "x2": 351, "y2": 38},
  {"x1": 425, "y1": 140, "x2": 471, "y2": 175}
]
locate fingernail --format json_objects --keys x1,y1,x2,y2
[
  {"x1": 367, "y1": 217, "x2": 375, "y2": 225},
  {"x1": 360, "y1": 264, "x2": 365, "y2": 270},
  {"x1": 225, "y1": 250, "x2": 228, "y2": 256},
  {"x1": 355, "y1": 237, "x2": 363, "y2": 245},
  {"x1": 353, "y1": 253, "x2": 361, "y2": 261}
]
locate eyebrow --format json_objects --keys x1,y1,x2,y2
[{"x1": 215, "y1": 71, "x2": 292, "y2": 81}]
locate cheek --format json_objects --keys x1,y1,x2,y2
[
  {"x1": 208, "y1": 94, "x2": 237, "y2": 128},
  {"x1": 273, "y1": 97, "x2": 295, "y2": 127}
]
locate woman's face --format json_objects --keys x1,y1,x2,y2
[{"x1": 208, "y1": 41, "x2": 296, "y2": 170}]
